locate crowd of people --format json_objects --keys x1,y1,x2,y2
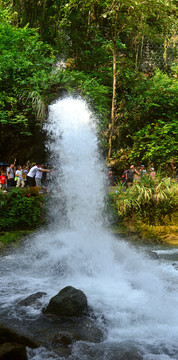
[
  {"x1": 122, "y1": 164, "x2": 156, "y2": 187},
  {"x1": 0, "y1": 163, "x2": 52, "y2": 193},
  {"x1": 108, "y1": 164, "x2": 156, "y2": 187},
  {"x1": 1, "y1": 161, "x2": 177, "y2": 193}
]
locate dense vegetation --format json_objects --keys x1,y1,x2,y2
[
  {"x1": 108, "y1": 176, "x2": 178, "y2": 242},
  {"x1": 0, "y1": 0, "x2": 177, "y2": 172},
  {"x1": 0, "y1": 187, "x2": 45, "y2": 230},
  {"x1": 109, "y1": 177, "x2": 177, "y2": 225}
]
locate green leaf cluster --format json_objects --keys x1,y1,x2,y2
[
  {"x1": 127, "y1": 70, "x2": 178, "y2": 167},
  {"x1": 0, "y1": 11, "x2": 55, "y2": 127},
  {"x1": 0, "y1": 188, "x2": 45, "y2": 230},
  {"x1": 107, "y1": 67, "x2": 178, "y2": 171}
]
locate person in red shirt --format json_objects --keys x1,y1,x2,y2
[{"x1": 0, "y1": 172, "x2": 7, "y2": 191}]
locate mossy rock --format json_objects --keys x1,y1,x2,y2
[{"x1": 43, "y1": 286, "x2": 88, "y2": 317}]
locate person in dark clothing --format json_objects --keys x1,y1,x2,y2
[
  {"x1": 125, "y1": 165, "x2": 140, "y2": 187},
  {"x1": 108, "y1": 170, "x2": 114, "y2": 186},
  {"x1": 121, "y1": 169, "x2": 128, "y2": 187},
  {"x1": 7, "y1": 164, "x2": 15, "y2": 187}
]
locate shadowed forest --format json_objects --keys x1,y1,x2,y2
[{"x1": 0, "y1": 0, "x2": 177, "y2": 176}]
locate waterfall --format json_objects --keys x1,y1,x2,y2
[
  {"x1": 0, "y1": 97, "x2": 178, "y2": 360},
  {"x1": 44, "y1": 96, "x2": 107, "y2": 231}
]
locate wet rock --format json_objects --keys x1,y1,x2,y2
[
  {"x1": 0, "y1": 323, "x2": 39, "y2": 348},
  {"x1": 52, "y1": 332, "x2": 73, "y2": 346},
  {"x1": 17, "y1": 292, "x2": 47, "y2": 308},
  {"x1": 50, "y1": 332, "x2": 74, "y2": 357},
  {"x1": 0, "y1": 342, "x2": 28, "y2": 360},
  {"x1": 172, "y1": 262, "x2": 178, "y2": 270},
  {"x1": 0, "y1": 324, "x2": 39, "y2": 360},
  {"x1": 40, "y1": 317, "x2": 104, "y2": 358},
  {"x1": 0, "y1": 287, "x2": 104, "y2": 359},
  {"x1": 43, "y1": 286, "x2": 88, "y2": 317},
  {"x1": 35, "y1": 314, "x2": 103, "y2": 344},
  {"x1": 72, "y1": 341, "x2": 143, "y2": 360},
  {"x1": 145, "y1": 250, "x2": 159, "y2": 259},
  {"x1": 75, "y1": 317, "x2": 104, "y2": 342}
]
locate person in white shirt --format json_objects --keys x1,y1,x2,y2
[
  {"x1": 27, "y1": 164, "x2": 52, "y2": 187},
  {"x1": 15, "y1": 165, "x2": 24, "y2": 187},
  {"x1": 35, "y1": 165, "x2": 44, "y2": 188}
]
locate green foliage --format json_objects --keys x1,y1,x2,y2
[
  {"x1": 109, "y1": 179, "x2": 178, "y2": 225},
  {"x1": 109, "y1": 68, "x2": 178, "y2": 170},
  {"x1": 0, "y1": 0, "x2": 177, "y2": 170},
  {"x1": 55, "y1": 68, "x2": 111, "y2": 119},
  {"x1": 130, "y1": 120, "x2": 177, "y2": 166},
  {"x1": 128, "y1": 70, "x2": 178, "y2": 167},
  {"x1": 0, "y1": 188, "x2": 45, "y2": 230},
  {"x1": 0, "y1": 11, "x2": 55, "y2": 127}
]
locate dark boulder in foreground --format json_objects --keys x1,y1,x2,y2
[
  {"x1": 43, "y1": 286, "x2": 88, "y2": 317},
  {"x1": 0, "y1": 323, "x2": 39, "y2": 348},
  {"x1": 0, "y1": 323, "x2": 39, "y2": 360},
  {"x1": 0, "y1": 343, "x2": 28, "y2": 360}
]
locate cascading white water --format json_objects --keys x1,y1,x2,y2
[
  {"x1": 0, "y1": 97, "x2": 178, "y2": 360},
  {"x1": 45, "y1": 96, "x2": 107, "y2": 232}
]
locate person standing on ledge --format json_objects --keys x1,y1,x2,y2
[
  {"x1": 140, "y1": 164, "x2": 147, "y2": 177},
  {"x1": 27, "y1": 164, "x2": 52, "y2": 187},
  {"x1": 35, "y1": 164, "x2": 45, "y2": 189},
  {"x1": 125, "y1": 165, "x2": 140, "y2": 187},
  {"x1": 7, "y1": 163, "x2": 15, "y2": 187}
]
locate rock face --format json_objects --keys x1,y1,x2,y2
[{"x1": 43, "y1": 286, "x2": 88, "y2": 317}]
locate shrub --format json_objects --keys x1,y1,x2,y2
[
  {"x1": 0, "y1": 188, "x2": 45, "y2": 230},
  {"x1": 109, "y1": 179, "x2": 178, "y2": 226}
]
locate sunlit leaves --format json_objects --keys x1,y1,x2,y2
[
  {"x1": 0, "y1": 14, "x2": 55, "y2": 127},
  {"x1": 110, "y1": 178, "x2": 177, "y2": 225}
]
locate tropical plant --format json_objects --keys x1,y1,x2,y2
[{"x1": 109, "y1": 178, "x2": 178, "y2": 225}]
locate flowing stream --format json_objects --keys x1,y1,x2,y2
[{"x1": 0, "y1": 97, "x2": 178, "y2": 360}]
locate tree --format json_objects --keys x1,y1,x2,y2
[
  {"x1": 0, "y1": 0, "x2": 177, "y2": 168},
  {"x1": 100, "y1": 0, "x2": 177, "y2": 160},
  {"x1": 0, "y1": 0, "x2": 66, "y2": 44},
  {"x1": 0, "y1": 8, "x2": 56, "y2": 162},
  {"x1": 129, "y1": 69, "x2": 178, "y2": 168}
]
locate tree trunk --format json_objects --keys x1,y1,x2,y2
[
  {"x1": 107, "y1": 12, "x2": 118, "y2": 159},
  {"x1": 164, "y1": 37, "x2": 168, "y2": 70}
]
